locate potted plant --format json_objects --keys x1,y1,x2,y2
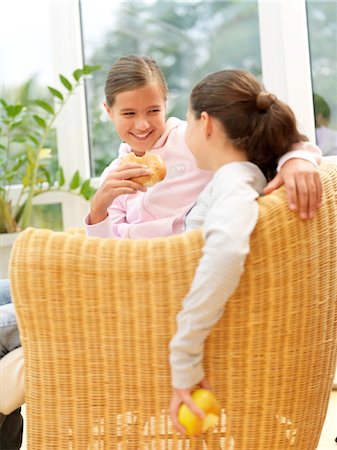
[{"x1": 0, "y1": 64, "x2": 100, "y2": 275}]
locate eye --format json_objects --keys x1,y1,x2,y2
[
  {"x1": 149, "y1": 108, "x2": 161, "y2": 114},
  {"x1": 121, "y1": 111, "x2": 135, "y2": 116}
]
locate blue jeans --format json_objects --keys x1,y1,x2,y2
[
  {"x1": 0, "y1": 279, "x2": 23, "y2": 449},
  {"x1": 0, "y1": 279, "x2": 12, "y2": 305},
  {"x1": 0, "y1": 279, "x2": 21, "y2": 358}
]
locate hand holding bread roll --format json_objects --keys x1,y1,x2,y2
[{"x1": 120, "y1": 152, "x2": 166, "y2": 187}]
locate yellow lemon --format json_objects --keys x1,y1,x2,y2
[{"x1": 178, "y1": 388, "x2": 221, "y2": 436}]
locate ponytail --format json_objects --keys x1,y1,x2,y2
[{"x1": 190, "y1": 70, "x2": 307, "y2": 180}]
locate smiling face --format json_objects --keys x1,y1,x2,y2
[{"x1": 105, "y1": 83, "x2": 166, "y2": 155}]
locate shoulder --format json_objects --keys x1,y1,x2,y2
[{"x1": 211, "y1": 162, "x2": 266, "y2": 196}]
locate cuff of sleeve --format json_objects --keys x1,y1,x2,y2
[
  {"x1": 277, "y1": 150, "x2": 319, "y2": 172},
  {"x1": 83, "y1": 212, "x2": 114, "y2": 238},
  {"x1": 117, "y1": 223, "x2": 131, "y2": 239},
  {"x1": 171, "y1": 363, "x2": 205, "y2": 390}
]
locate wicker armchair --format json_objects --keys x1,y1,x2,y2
[{"x1": 10, "y1": 162, "x2": 337, "y2": 450}]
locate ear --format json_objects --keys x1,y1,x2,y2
[
  {"x1": 103, "y1": 102, "x2": 111, "y2": 114},
  {"x1": 200, "y1": 111, "x2": 212, "y2": 138},
  {"x1": 103, "y1": 101, "x2": 113, "y2": 119}
]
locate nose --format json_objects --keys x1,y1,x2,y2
[{"x1": 134, "y1": 116, "x2": 150, "y2": 131}]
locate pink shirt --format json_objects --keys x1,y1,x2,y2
[
  {"x1": 84, "y1": 117, "x2": 321, "y2": 239},
  {"x1": 85, "y1": 118, "x2": 213, "y2": 239}
]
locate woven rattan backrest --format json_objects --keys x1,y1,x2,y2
[{"x1": 10, "y1": 162, "x2": 337, "y2": 450}]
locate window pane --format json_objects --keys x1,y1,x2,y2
[
  {"x1": 80, "y1": 0, "x2": 261, "y2": 176},
  {"x1": 0, "y1": 1, "x2": 57, "y2": 171},
  {"x1": 31, "y1": 204, "x2": 63, "y2": 231},
  {"x1": 0, "y1": 2, "x2": 60, "y2": 164},
  {"x1": 0, "y1": 1, "x2": 53, "y2": 100},
  {"x1": 0, "y1": 1, "x2": 67, "y2": 231},
  {"x1": 307, "y1": 1, "x2": 337, "y2": 156}
]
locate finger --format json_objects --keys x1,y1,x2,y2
[
  {"x1": 295, "y1": 176, "x2": 309, "y2": 219},
  {"x1": 116, "y1": 162, "x2": 149, "y2": 171},
  {"x1": 118, "y1": 179, "x2": 147, "y2": 190},
  {"x1": 105, "y1": 178, "x2": 148, "y2": 193},
  {"x1": 315, "y1": 172, "x2": 323, "y2": 209},
  {"x1": 313, "y1": 172, "x2": 323, "y2": 216},
  {"x1": 171, "y1": 415, "x2": 186, "y2": 435},
  {"x1": 306, "y1": 173, "x2": 319, "y2": 219},
  {"x1": 114, "y1": 187, "x2": 141, "y2": 196},
  {"x1": 263, "y1": 173, "x2": 283, "y2": 195},
  {"x1": 199, "y1": 378, "x2": 212, "y2": 391},
  {"x1": 170, "y1": 400, "x2": 186, "y2": 435},
  {"x1": 181, "y1": 393, "x2": 205, "y2": 420},
  {"x1": 110, "y1": 167, "x2": 152, "y2": 181},
  {"x1": 307, "y1": 172, "x2": 322, "y2": 218},
  {"x1": 283, "y1": 177, "x2": 298, "y2": 211}
]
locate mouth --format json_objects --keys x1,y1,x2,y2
[{"x1": 129, "y1": 130, "x2": 154, "y2": 141}]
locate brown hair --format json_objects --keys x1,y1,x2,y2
[
  {"x1": 105, "y1": 55, "x2": 168, "y2": 107},
  {"x1": 190, "y1": 70, "x2": 308, "y2": 180}
]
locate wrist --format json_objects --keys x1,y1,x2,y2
[{"x1": 89, "y1": 210, "x2": 108, "y2": 225}]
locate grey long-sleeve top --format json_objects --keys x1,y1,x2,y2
[{"x1": 169, "y1": 161, "x2": 267, "y2": 389}]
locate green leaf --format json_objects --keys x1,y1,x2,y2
[
  {"x1": 11, "y1": 135, "x2": 26, "y2": 143},
  {"x1": 33, "y1": 115, "x2": 47, "y2": 129},
  {"x1": 59, "y1": 74, "x2": 73, "y2": 91},
  {"x1": 9, "y1": 120, "x2": 23, "y2": 130},
  {"x1": 69, "y1": 170, "x2": 81, "y2": 190},
  {"x1": 6, "y1": 104, "x2": 24, "y2": 118},
  {"x1": 73, "y1": 69, "x2": 84, "y2": 82},
  {"x1": 56, "y1": 167, "x2": 65, "y2": 187},
  {"x1": 0, "y1": 197, "x2": 17, "y2": 233},
  {"x1": 48, "y1": 86, "x2": 64, "y2": 101},
  {"x1": 14, "y1": 202, "x2": 25, "y2": 224},
  {"x1": 39, "y1": 167, "x2": 52, "y2": 185},
  {"x1": 34, "y1": 100, "x2": 55, "y2": 115},
  {"x1": 80, "y1": 179, "x2": 96, "y2": 200},
  {"x1": 11, "y1": 156, "x2": 27, "y2": 172},
  {"x1": 26, "y1": 146, "x2": 36, "y2": 166},
  {"x1": 21, "y1": 163, "x2": 33, "y2": 187},
  {"x1": 27, "y1": 134, "x2": 40, "y2": 146},
  {"x1": 82, "y1": 64, "x2": 101, "y2": 75}
]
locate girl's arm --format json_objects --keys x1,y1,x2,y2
[
  {"x1": 169, "y1": 164, "x2": 264, "y2": 430},
  {"x1": 277, "y1": 141, "x2": 321, "y2": 170},
  {"x1": 269, "y1": 142, "x2": 322, "y2": 219},
  {"x1": 85, "y1": 198, "x2": 129, "y2": 239},
  {"x1": 84, "y1": 163, "x2": 151, "y2": 238}
]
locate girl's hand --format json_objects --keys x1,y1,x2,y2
[
  {"x1": 264, "y1": 158, "x2": 322, "y2": 219},
  {"x1": 89, "y1": 163, "x2": 152, "y2": 224},
  {"x1": 170, "y1": 378, "x2": 211, "y2": 435}
]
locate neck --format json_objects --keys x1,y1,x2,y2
[
  {"x1": 203, "y1": 116, "x2": 248, "y2": 171},
  {"x1": 206, "y1": 137, "x2": 248, "y2": 171},
  {"x1": 132, "y1": 149, "x2": 146, "y2": 156}
]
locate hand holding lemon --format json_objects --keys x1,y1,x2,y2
[
  {"x1": 170, "y1": 383, "x2": 221, "y2": 436},
  {"x1": 178, "y1": 388, "x2": 220, "y2": 435}
]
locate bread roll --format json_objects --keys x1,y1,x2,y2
[{"x1": 120, "y1": 152, "x2": 166, "y2": 187}]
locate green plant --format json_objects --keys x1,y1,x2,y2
[{"x1": 0, "y1": 64, "x2": 100, "y2": 233}]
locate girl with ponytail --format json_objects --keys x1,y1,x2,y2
[{"x1": 169, "y1": 70, "x2": 322, "y2": 433}]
